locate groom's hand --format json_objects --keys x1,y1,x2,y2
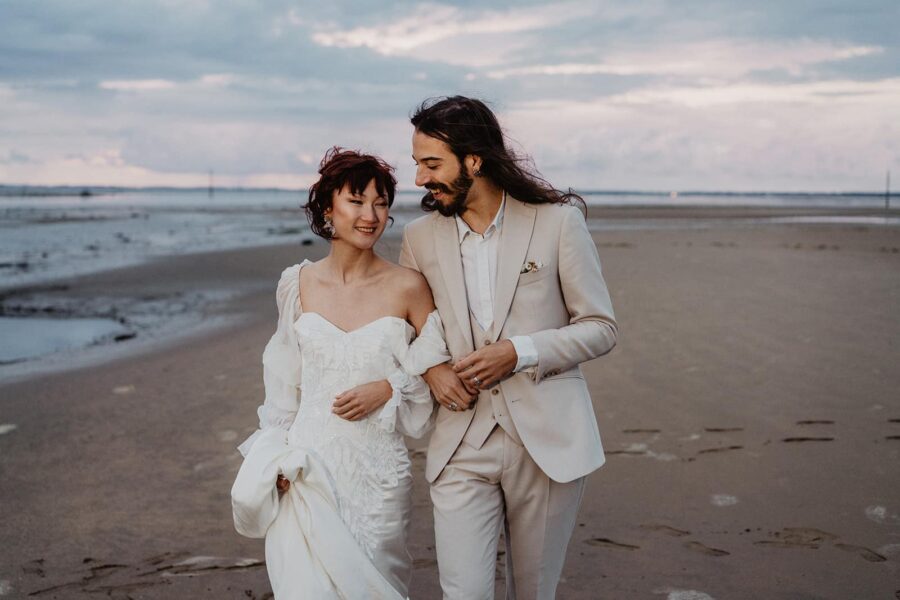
[
  {"x1": 423, "y1": 363, "x2": 478, "y2": 411},
  {"x1": 454, "y1": 340, "x2": 518, "y2": 390}
]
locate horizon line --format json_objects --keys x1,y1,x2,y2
[{"x1": 0, "y1": 183, "x2": 892, "y2": 198}]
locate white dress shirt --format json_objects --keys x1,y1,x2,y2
[{"x1": 456, "y1": 196, "x2": 539, "y2": 372}]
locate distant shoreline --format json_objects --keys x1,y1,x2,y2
[{"x1": 0, "y1": 183, "x2": 891, "y2": 198}]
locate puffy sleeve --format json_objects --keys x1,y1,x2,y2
[
  {"x1": 376, "y1": 310, "x2": 451, "y2": 439},
  {"x1": 237, "y1": 264, "x2": 303, "y2": 457}
]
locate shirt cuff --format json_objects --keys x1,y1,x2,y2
[{"x1": 509, "y1": 335, "x2": 539, "y2": 373}]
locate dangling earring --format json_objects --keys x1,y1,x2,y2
[
  {"x1": 473, "y1": 166, "x2": 483, "y2": 177},
  {"x1": 324, "y1": 215, "x2": 335, "y2": 236}
]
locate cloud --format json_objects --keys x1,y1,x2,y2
[
  {"x1": 606, "y1": 77, "x2": 900, "y2": 108},
  {"x1": 0, "y1": 0, "x2": 897, "y2": 190},
  {"x1": 309, "y1": 1, "x2": 597, "y2": 67},
  {"x1": 485, "y1": 41, "x2": 884, "y2": 80},
  {"x1": 99, "y1": 79, "x2": 177, "y2": 91},
  {"x1": 311, "y1": 1, "x2": 593, "y2": 55}
]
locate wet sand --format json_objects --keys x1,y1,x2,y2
[{"x1": 1, "y1": 209, "x2": 898, "y2": 599}]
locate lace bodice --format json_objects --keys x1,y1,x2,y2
[{"x1": 291, "y1": 312, "x2": 414, "y2": 442}]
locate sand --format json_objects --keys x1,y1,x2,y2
[{"x1": 1, "y1": 209, "x2": 898, "y2": 599}]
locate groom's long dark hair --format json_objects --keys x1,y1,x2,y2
[{"x1": 410, "y1": 96, "x2": 584, "y2": 213}]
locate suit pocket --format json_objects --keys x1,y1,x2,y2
[
  {"x1": 517, "y1": 267, "x2": 554, "y2": 287},
  {"x1": 507, "y1": 368, "x2": 585, "y2": 402}
]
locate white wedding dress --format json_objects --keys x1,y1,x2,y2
[{"x1": 231, "y1": 260, "x2": 449, "y2": 599}]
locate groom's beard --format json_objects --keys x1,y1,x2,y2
[{"x1": 424, "y1": 170, "x2": 473, "y2": 217}]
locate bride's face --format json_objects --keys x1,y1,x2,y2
[{"x1": 325, "y1": 179, "x2": 390, "y2": 249}]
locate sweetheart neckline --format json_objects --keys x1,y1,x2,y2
[{"x1": 295, "y1": 311, "x2": 413, "y2": 336}]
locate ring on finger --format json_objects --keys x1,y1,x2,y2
[
  {"x1": 472, "y1": 376, "x2": 482, "y2": 387},
  {"x1": 450, "y1": 401, "x2": 458, "y2": 411}
]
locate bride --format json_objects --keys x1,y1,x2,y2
[{"x1": 231, "y1": 147, "x2": 453, "y2": 599}]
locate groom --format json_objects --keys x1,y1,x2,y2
[{"x1": 400, "y1": 96, "x2": 618, "y2": 599}]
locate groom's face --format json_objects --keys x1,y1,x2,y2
[{"x1": 412, "y1": 130, "x2": 473, "y2": 217}]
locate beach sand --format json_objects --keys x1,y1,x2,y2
[{"x1": 1, "y1": 209, "x2": 898, "y2": 599}]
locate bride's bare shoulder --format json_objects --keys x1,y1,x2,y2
[{"x1": 381, "y1": 261, "x2": 429, "y2": 295}]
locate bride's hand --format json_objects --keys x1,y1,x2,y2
[{"x1": 333, "y1": 380, "x2": 393, "y2": 421}]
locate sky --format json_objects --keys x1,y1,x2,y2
[{"x1": 1, "y1": 0, "x2": 898, "y2": 192}]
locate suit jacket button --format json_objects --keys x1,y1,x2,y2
[{"x1": 491, "y1": 389, "x2": 499, "y2": 395}]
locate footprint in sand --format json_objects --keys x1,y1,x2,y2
[
  {"x1": 753, "y1": 527, "x2": 838, "y2": 549},
  {"x1": 796, "y1": 420, "x2": 834, "y2": 425},
  {"x1": 782, "y1": 437, "x2": 834, "y2": 443},
  {"x1": 22, "y1": 558, "x2": 45, "y2": 577},
  {"x1": 703, "y1": 427, "x2": 743, "y2": 433},
  {"x1": 412, "y1": 558, "x2": 438, "y2": 569},
  {"x1": 622, "y1": 428, "x2": 661, "y2": 433},
  {"x1": 0, "y1": 424, "x2": 17, "y2": 436},
  {"x1": 888, "y1": 418, "x2": 900, "y2": 423},
  {"x1": 697, "y1": 445, "x2": 743, "y2": 455},
  {"x1": 584, "y1": 537, "x2": 640, "y2": 551},
  {"x1": 886, "y1": 435, "x2": 900, "y2": 441},
  {"x1": 834, "y1": 543, "x2": 887, "y2": 562},
  {"x1": 683, "y1": 541, "x2": 730, "y2": 557},
  {"x1": 641, "y1": 524, "x2": 690, "y2": 537},
  {"x1": 143, "y1": 550, "x2": 191, "y2": 566}
]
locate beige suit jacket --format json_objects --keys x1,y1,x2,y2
[{"x1": 400, "y1": 197, "x2": 617, "y2": 483}]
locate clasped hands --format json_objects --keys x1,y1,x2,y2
[{"x1": 424, "y1": 339, "x2": 518, "y2": 412}]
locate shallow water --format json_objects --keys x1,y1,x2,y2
[
  {"x1": 0, "y1": 316, "x2": 131, "y2": 364},
  {"x1": 1, "y1": 189, "x2": 894, "y2": 291}
]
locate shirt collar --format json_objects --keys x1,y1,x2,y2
[{"x1": 456, "y1": 193, "x2": 506, "y2": 242}]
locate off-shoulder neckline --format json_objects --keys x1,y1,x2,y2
[{"x1": 292, "y1": 259, "x2": 414, "y2": 334}]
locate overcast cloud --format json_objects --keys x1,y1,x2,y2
[{"x1": 1, "y1": 0, "x2": 897, "y2": 191}]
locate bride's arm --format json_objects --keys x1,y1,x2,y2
[
  {"x1": 370, "y1": 270, "x2": 451, "y2": 438},
  {"x1": 236, "y1": 265, "x2": 303, "y2": 457}
]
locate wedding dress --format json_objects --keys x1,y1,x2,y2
[{"x1": 231, "y1": 260, "x2": 449, "y2": 599}]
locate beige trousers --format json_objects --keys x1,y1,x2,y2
[{"x1": 430, "y1": 426, "x2": 586, "y2": 600}]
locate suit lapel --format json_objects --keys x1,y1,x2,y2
[
  {"x1": 492, "y1": 197, "x2": 536, "y2": 340},
  {"x1": 433, "y1": 215, "x2": 474, "y2": 351}
]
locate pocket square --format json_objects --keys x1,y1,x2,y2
[{"x1": 520, "y1": 260, "x2": 544, "y2": 274}]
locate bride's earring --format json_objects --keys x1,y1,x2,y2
[{"x1": 324, "y1": 215, "x2": 335, "y2": 236}]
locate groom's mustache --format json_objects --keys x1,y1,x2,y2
[{"x1": 425, "y1": 183, "x2": 453, "y2": 195}]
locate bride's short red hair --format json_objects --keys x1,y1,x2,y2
[{"x1": 304, "y1": 147, "x2": 397, "y2": 240}]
